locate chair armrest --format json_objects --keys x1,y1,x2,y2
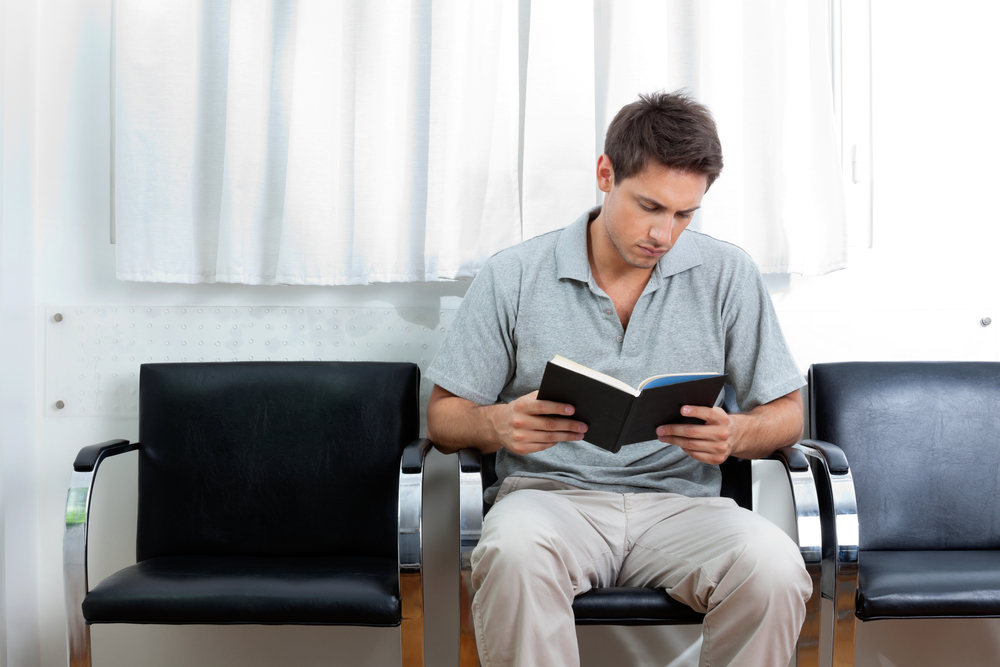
[
  {"x1": 798, "y1": 438, "x2": 859, "y2": 655},
  {"x1": 761, "y1": 443, "x2": 824, "y2": 665},
  {"x1": 398, "y1": 439, "x2": 430, "y2": 663},
  {"x1": 64, "y1": 439, "x2": 139, "y2": 572},
  {"x1": 798, "y1": 438, "x2": 850, "y2": 474},
  {"x1": 455, "y1": 447, "x2": 484, "y2": 664},
  {"x1": 64, "y1": 439, "x2": 138, "y2": 661},
  {"x1": 763, "y1": 445, "x2": 821, "y2": 560},
  {"x1": 73, "y1": 439, "x2": 136, "y2": 472},
  {"x1": 398, "y1": 439, "x2": 431, "y2": 572},
  {"x1": 764, "y1": 444, "x2": 809, "y2": 472},
  {"x1": 457, "y1": 447, "x2": 482, "y2": 474}
]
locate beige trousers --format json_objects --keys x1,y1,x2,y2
[{"x1": 470, "y1": 477, "x2": 812, "y2": 667}]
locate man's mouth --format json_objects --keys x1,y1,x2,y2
[{"x1": 638, "y1": 245, "x2": 666, "y2": 257}]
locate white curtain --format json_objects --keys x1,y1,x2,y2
[
  {"x1": 524, "y1": 0, "x2": 847, "y2": 273},
  {"x1": 115, "y1": 0, "x2": 845, "y2": 285}
]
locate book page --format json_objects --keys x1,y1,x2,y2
[
  {"x1": 639, "y1": 372, "x2": 721, "y2": 391},
  {"x1": 550, "y1": 355, "x2": 640, "y2": 396}
]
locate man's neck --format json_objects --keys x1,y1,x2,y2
[
  {"x1": 586, "y1": 215, "x2": 655, "y2": 331},
  {"x1": 586, "y1": 212, "x2": 655, "y2": 294}
]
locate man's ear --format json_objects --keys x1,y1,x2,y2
[{"x1": 596, "y1": 154, "x2": 615, "y2": 193}]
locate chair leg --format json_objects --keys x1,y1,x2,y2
[
  {"x1": 400, "y1": 570, "x2": 424, "y2": 667},
  {"x1": 459, "y1": 566, "x2": 480, "y2": 667},
  {"x1": 64, "y1": 532, "x2": 92, "y2": 667},
  {"x1": 795, "y1": 564, "x2": 822, "y2": 667},
  {"x1": 67, "y1": 619, "x2": 91, "y2": 667},
  {"x1": 831, "y1": 574, "x2": 858, "y2": 667}
]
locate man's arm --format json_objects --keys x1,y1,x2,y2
[
  {"x1": 427, "y1": 384, "x2": 588, "y2": 456},
  {"x1": 655, "y1": 389, "x2": 803, "y2": 465}
]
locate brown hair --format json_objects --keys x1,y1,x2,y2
[{"x1": 604, "y1": 91, "x2": 723, "y2": 189}]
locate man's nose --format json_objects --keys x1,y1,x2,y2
[{"x1": 649, "y1": 216, "x2": 675, "y2": 246}]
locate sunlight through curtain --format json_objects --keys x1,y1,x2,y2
[{"x1": 115, "y1": 0, "x2": 845, "y2": 285}]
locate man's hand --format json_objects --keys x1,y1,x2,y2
[
  {"x1": 656, "y1": 405, "x2": 738, "y2": 465},
  {"x1": 489, "y1": 391, "x2": 588, "y2": 456},
  {"x1": 656, "y1": 389, "x2": 804, "y2": 464},
  {"x1": 426, "y1": 384, "x2": 588, "y2": 456}
]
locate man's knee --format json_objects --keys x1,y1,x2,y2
[
  {"x1": 471, "y1": 493, "x2": 570, "y2": 592},
  {"x1": 727, "y1": 523, "x2": 812, "y2": 610}
]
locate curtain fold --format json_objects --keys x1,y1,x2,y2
[{"x1": 115, "y1": 0, "x2": 845, "y2": 284}]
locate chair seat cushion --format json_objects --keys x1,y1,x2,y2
[
  {"x1": 858, "y1": 550, "x2": 1000, "y2": 620},
  {"x1": 83, "y1": 556, "x2": 401, "y2": 626},
  {"x1": 572, "y1": 587, "x2": 704, "y2": 626}
]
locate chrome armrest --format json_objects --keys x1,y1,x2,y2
[
  {"x1": 64, "y1": 439, "x2": 138, "y2": 667},
  {"x1": 798, "y1": 438, "x2": 859, "y2": 667},
  {"x1": 398, "y1": 438, "x2": 431, "y2": 571},
  {"x1": 764, "y1": 444, "x2": 823, "y2": 667},
  {"x1": 456, "y1": 448, "x2": 484, "y2": 667},
  {"x1": 398, "y1": 438, "x2": 430, "y2": 667}
]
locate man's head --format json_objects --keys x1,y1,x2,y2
[
  {"x1": 603, "y1": 91, "x2": 723, "y2": 190},
  {"x1": 590, "y1": 92, "x2": 722, "y2": 272}
]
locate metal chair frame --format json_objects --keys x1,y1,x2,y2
[
  {"x1": 797, "y1": 439, "x2": 860, "y2": 667},
  {"x1": 64, "y1": 437, "x2": 430, "y2": 667}
]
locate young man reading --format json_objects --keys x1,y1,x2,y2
[{"x1": 426, "y1": 92, "x2": 811, "y2": 667}]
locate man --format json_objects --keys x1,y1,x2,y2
[{"x1": 426, "y1": 92, "x2": 811, "y2": 667}]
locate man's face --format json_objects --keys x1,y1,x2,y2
[{"x1": 598, "y1": 158, "x2": 708, "y2": 270}]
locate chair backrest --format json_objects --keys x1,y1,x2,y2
[
  {"x1": 809, "y1": 361, "x2": 1000, "y2": 551},
  {"x1": 136, "y1": 361, "x2": 420, "y2": 561}
]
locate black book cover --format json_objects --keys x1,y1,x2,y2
[{"x1": 536, "y1": 361, "x2": 728, "y2": 453}]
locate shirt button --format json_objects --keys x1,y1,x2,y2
[
  {"x1": 616, "y1": 335, "x2": 623, "y2": 343},
  {"x1": 605, "y1": 308, "x2": 613, "y2": 315}
]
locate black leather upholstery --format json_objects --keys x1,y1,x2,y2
[
  {"x1": 810, "y1": 362, "x2": 1000, "y2": 552},
  {"x1": 85, "y1": 361, "x2": 420, "y2": 627},
  {"x1": 810, "y1": 361, "x2": 1000, "y2": 620},
  {"x1": 572, "y1": 587, "x2": 705, "y2": 626},
  {"x1": 137, "y1": 362, "x2": 419, "y2": 561},
  {"x1": 856, "y1": 551, "x2": 1000, "y2": 620},
  {"x1": 83, "y1": 556, "x2": 401, "y2": 625}
]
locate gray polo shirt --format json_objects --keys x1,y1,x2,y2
[{"x1": 427, "y1": 207, "x2": 804, "y2": 503}]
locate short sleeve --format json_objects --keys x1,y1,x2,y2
[
  {"x1": 425, "y1": 259, "x2": 520, "y2": 405},
  {"x1": 721, "y1": 260, "x2": 805, "y2": 411}
]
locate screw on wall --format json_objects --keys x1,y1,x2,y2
[
  {"x1": 54, "y1": 313, "x2": 64, "y2": 322},
  {"x1": 55, "y1": 401, "x2": 65, "y2": 409},
  {"x1": 982, "y1": 317, "x2": 993, "y2": 327}
]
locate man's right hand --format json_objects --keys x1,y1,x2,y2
[
  {"x1": 427, "y1": 385, "x2": 587, "y2": 456},
  {"x1": 488, "y1": 391, "x2": 588, "y2": 456}
]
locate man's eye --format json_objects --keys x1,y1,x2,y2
[{"x1": 640, "y1": 204, "x2": 656, "y2": 212}]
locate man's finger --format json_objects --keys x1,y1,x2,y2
[
  {"x1": 657, "y1": 423, "x2": 728, "y2": 441},
  {"x1": 524, "y1": 398, "x2": 577, "y2": 417},
  {"x1": 678, "y1": 404, "x2": 725, "y2": 423},
  {"x1": 662, "y1": 436, "x2": 731, "y2": 464}
]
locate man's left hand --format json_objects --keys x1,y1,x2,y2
[{"x1": 656, "y1": 405, "x2": 740, "y2": 466}]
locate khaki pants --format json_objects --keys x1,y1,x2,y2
[{"x1": 470, "y1": 477, "x2": 812, "y2": 667}]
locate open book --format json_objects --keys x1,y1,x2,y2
[{"x1": 536, "y1": 355, "x2": 727, "y2": 453}]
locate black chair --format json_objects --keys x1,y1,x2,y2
[
  {"x1": 801, "y1": 361, "x2": 1000, "y2": 667},
  {"x1": 456, "y1": 441, "x2": 823, "y2": 666},
  {"x1": 63, "y1": 361, "x2": 429, "y2": 667}
]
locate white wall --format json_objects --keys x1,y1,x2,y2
[{"x1": 2, "y1": 1, "x2": 999, "y2": 667}]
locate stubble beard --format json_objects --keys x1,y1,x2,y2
[{"x1": 604, "y1": 209, "x2": 665, "y2": 270}]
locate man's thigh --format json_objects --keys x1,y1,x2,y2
[
  {"x1": 617, "y1": 494, "x2": 804, "y2": 612},
  {"x1": 471, "y1": 479, "x2": 628, "y2": 595}
]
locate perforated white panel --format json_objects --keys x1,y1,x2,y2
[{"x1": 45, "y1": 306, "x2": 457, "y2": 417}]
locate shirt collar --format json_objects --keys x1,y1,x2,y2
[{"x1": 555, "y1": 206, "x2": 704, "y2": 289}]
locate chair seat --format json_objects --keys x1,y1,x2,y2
[
  {"x1": 572, "y1": 587, "x2": 704, "y2": 626},
  {"x1": 83, "y1": 556, "x2": 401, "y2": 626},
  {"x1": 857, "y1": 550, "x2": 1000, "y2": 620}
]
